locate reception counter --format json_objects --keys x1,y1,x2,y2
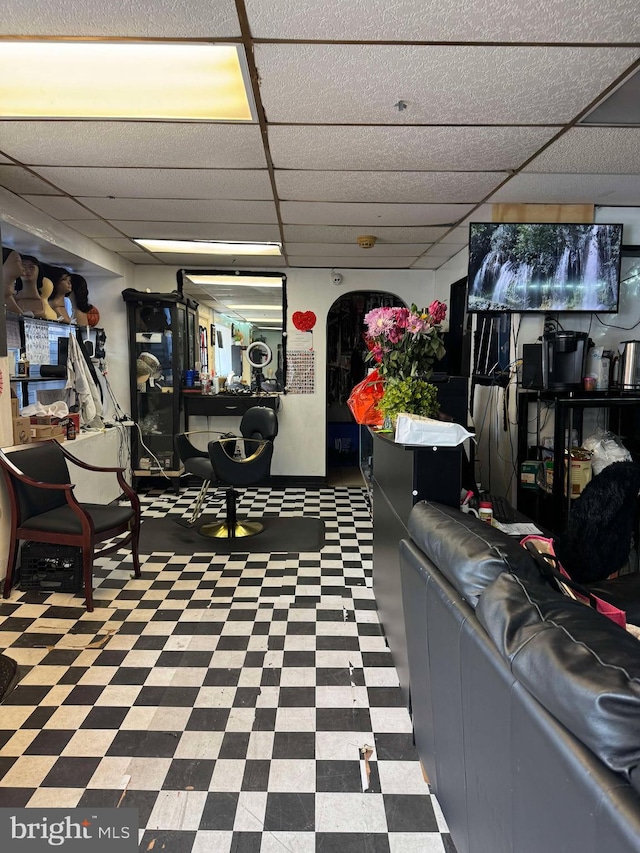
[{"x1": 371, "y1": 429, "x2": 462, "y2": 706}]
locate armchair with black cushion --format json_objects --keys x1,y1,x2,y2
[{"x1": 0, "y1": 440, "x2": 141, "y2": 612}]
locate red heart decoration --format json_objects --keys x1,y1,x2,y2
[{"x1": 292, "y1": 310, "x2": 316, "y2": 332}]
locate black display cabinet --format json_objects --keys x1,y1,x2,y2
[{"x1": 123, "y1": 289, "x2": 198, "y2": 487}]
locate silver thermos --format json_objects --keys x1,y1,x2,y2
[{"x1": 615, "y1": 341, "x2": 640, "y2": 389}]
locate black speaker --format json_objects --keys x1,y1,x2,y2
[
  {"x1": 522, "y1": 343, "x2": 544, "y2": 389},
  {"x1": 57, "y1": 336, "x2": 69, "y2": 365},
  {"x1": 39, "y1": 364, "x2": 66, "y2": 378},
  {"x1": 445, "y1": 277, "x2": 471, "y2": 377}
]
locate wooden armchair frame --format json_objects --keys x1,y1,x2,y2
[{"x1": 0, "y1": 440, "x2": 141, "y2": 612}]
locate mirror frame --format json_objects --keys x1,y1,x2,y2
[{"x1": 177, "y1": 268, "x2": 287, "y2": 393}]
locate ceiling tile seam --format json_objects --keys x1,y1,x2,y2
[
  {"x1": 250, "y1": 38, "x2": 640, "y2": 49},
  {"x1": 235, "y1": 0, "x2": 288, "y2": 264},
  {"x1": 409, "y1": 54, "x2": 640, "y2": 267}
]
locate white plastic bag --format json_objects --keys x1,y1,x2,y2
[
  {"x1": 394, "y1": 413, "x2": 475, "y2": 447},
  {"x1": 582, "y1": 429, "x2": 631, "y2": 476}
]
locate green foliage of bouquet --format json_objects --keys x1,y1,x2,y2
[
  {"x1": 363, "y1": 301, "x2": 447, "y2": 380},
  {"x1": 378, "y1": 376, "x2": 440, "y2": 424}
]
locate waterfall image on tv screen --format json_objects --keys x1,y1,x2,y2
[{"x1": 467, "y1": 222, "x2": 622, "y2": 313}]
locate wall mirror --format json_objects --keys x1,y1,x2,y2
[{"x1": 178, "y1": 269, "x2": 286, "y2": 392}]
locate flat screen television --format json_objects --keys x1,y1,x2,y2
[{"x1": 467, "y1": 222, "x2": 623, "y2": 313}]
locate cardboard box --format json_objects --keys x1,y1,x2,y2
[
  {"x1": 12, "y1": 417, "x2": 32, "y2": 445},
  {"x1": 520, "y1": 460, "x2": 543, "y2": 490},
  {"x1": 29, "y1": 413, "x2": 80, "y2": 438},
  {"x1": 31, "y1": 424, "x2": 66, "y2": 440},
  {"x1": 11, "y1": 397, "x2": 19, "y2": 419}
]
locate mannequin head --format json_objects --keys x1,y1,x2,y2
[
  {"x1": 3, "y1": 247, "x2": 25, "y2": 287},
  {"x1": 48, "y1": 266, "x2": 73, "y2": 298},
  {"x1": 3, "y1": 247, "x2": 25, "y2": 313},
  {"x1": 20, "y1": 254, "x2": 40, "y2": 288}
]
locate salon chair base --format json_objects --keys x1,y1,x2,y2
[
  {"x1": 200, "y1": 520, "x2": 264, "y2": 539},
  {"x1": 199, "y1": 487, "x2": 264, "y2": 539}
]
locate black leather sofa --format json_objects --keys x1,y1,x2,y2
[{"x1": 399, "y1": 501, "x2": 640, "y2": 853}]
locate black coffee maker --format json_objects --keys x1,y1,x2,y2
[{"x1": 541, "y1": 331, "x2": 589, "y2": 391}]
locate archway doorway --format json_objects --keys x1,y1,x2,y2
[{"x1": 326, "y1": 291, "x2": 404, "y2": 486}]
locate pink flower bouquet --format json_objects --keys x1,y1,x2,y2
[{"x1": 363, "y1": 301, "x2": 447, "y2": 381}]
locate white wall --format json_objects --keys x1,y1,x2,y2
[{"x1": 133, "y1": 265, "x2": 435, "y2": 476}]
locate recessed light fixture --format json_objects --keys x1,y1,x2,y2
[
  {"x1": 187, "y1": 274, "x2": 283, "y2": 287},
  {"x1": 0, "y1": 41, "x2": 255, "y2": 121},
  {"x1": 135, "y1": 239, "x2": 282, "y2": 256}
]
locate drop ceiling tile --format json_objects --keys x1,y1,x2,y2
[
  {"x1": 246, "y1": 0, "x2": 640, "y2": 42},
  {"x1": 0, "y1": 165, "x2": 61, "y2": 195},
  {"x1": 423, "y1": 242, "x2": 468, "y2": 257},
  {"x1": 283, "y1": 224, "x2": 450, "y2": 243},
  {"x1": 0, "y1": 122, "x2": 266, "y2": 168},
  {"x1": 286, "y1": 242, "x2": 431, "y2": 257},
  {"x1": 291, "y1": 256, "x2": 416, "y2": 268},
  {"x1": 118, "y1": 253, "x2": 163, "y2": 264},
  {"x1": 63, "y1": 220, "x2": 125, "y2": 238},
  {"x1": 582, "y1": 68, "x2": 640, "y2": 124},
  {"x1": 523, "y1": 127, "x2": 640, "y2": 174},
  {"x1": 22, "y1": 195, "x2": 98, "y2": 219},
  {"x1": 256, "y1": 44, "x2": 638, "y2": 124},
  {"x1": 94, "y1": 238, "x2": 141, "y2": 251},
  {"x1": 33, "y1": 167, "x2": 274, "y2": 200},
  {"x1": 269, "y1": 126, "x2": 560, "y2": 172},
  {"x1": 441, "y1": 227, "x2": 470, "y2": 243},
  {"x1": 275, "y1": 170, "x2": 503, "y2": 203},
  {"x1": 77, "y1": 197, "x2": 278, "y2": 223},
  {"x1": 0, "y1": 0, "x2": 240, "y2": 37},
  {"x1": 489, "y1": 173, "x2": 640, "y2": 205},
  {"x1": 111, "y1": 221, "x2": 282, "y2": 241},
  {"x1": 411, "y1": 256, "x2": 449, "y2": 269},
  {"x1": 280, "y1": 201, "x2": 473, "y2": 226}
]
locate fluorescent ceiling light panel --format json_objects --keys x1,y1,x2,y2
[
  {"x1": 0, "y1": 41, "x2": 254, "y2": 121},
  {"x1": 137, "y1": 239, "x2": 281, "y2": 255},
  {"x1": 225, "y1": 304, "x2": 282, "y2": 310},
  {"x1": 187, "y1": 275, "x2": 282, "y2": 287}
]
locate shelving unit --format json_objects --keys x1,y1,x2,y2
[
  {"x1": 6, "y1": 313, "x2": 103, "y2": 407},
  {"x1": 517, "y1": 388, "x2": 640, "y2": 533},
  {"x1": 123, "y1": 289, "x2": 198, "y2": 485}
]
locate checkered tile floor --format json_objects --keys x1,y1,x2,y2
[{"x1": 0, "y1": 485, "x2": 454, "y2": 853}]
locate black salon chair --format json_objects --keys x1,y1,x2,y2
[
  {"x1": 174, "y1": 432, "x2": 218, "y2": 526},
  {"x1": 201, "y1": 436, "x2": 274, "y2": 539},
  {"x1": 0, "y1": 440, "x2": 141, "y2": 612},
  {"x1": 174, "y1": 407, "x2": 278, "y2": 528},
  {"x1": 240, "y1": 406, "x2": 278, "y2": 443}
]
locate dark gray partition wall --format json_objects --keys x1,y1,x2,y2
[{"x1": 370, "y1": 430, "x2": 462, "y2": 705}]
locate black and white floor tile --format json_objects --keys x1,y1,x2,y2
[{"x1": 0, "y1": 484, "x2": 454, "y2": 853}]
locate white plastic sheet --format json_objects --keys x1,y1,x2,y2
[{"x1": 394, "y1": 413, "x2": 475, "y2": 447}]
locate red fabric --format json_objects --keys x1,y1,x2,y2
[
  {"x1": 347, "y1": 370, "x2": 385, "y2": 426},
  {"x1": 520, "y1": 535, "x2": 626, "y2": 629}
]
